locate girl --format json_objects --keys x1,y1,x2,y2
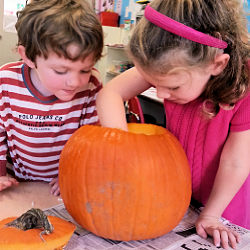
[{"x1": 96, "y1": 0, "x2": 250, "y2": 249}]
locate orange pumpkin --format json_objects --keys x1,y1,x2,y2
[
  {"x1": 59, "y1": 123, "x2": 191, "y2": 241},
  {"x1": 0, "y1": 216, "x2": 75, "y2": 250}
]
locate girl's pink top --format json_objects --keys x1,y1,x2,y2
[{"x1": 164, "y1": 92, "x2": 250, "y2": 229}]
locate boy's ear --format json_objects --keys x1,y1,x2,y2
[
  {"x1": 18, "y1": 45, "x2": 36, "y2": 68},
  {"x1": 210, "y1": 53, "x2": 230, "y2": 76}
]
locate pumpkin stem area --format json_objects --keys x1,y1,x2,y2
[{"x1": 128, "y1": 123, "x2": 166, "y2": 135}]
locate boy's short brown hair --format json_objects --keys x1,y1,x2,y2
[{"x1": 16, "y1": 0, "x2": 103, "y2": 63}]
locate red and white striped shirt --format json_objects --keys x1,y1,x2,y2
[{"x1": 0, "y1": 61, "x2": 102, "y2": 181}]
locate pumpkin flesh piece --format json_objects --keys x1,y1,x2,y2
[{"x1": 0, "y1": 216, "x2": 76, "y2": 250}]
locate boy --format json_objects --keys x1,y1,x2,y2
[{"x1": 0, "y1": 0, "x2": 103, "y2": 195}]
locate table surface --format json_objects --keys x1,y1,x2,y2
[
  {"x1": 140, "y1": 87, "x2": 164, "y2": 103},
  {"x1": 0, "y1": 181, "x2": 63, "y2": 220}
]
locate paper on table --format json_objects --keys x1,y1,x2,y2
[
  {"x1": 141, "y1": 87, "x2": 164, "y2": 103},
  {"x1": 44, "y1": 204, "x2": 250, "y2": 250}
]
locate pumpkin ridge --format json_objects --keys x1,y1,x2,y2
[
  {"x1": 112, "y1": 130, "x2": 128, "y2": 240},
  {"x1": 137, "y1": 134, "x2": 153, "y2": 239},
  {"x1": 99, "y1": 129, "x2": 114, "y2": 238},
  {"x1": 163, "y1": 133, "x2": 191, "y2": 224},
  {"x1": 144, "y1": 134, "x2": 165, "y2": 238},
  {"x1": 129, "y1": 134, "x2": 141, "y2": 240},
  {"x1": 84, "y1": 132, "x2": 99, "y2": 236},
  {"x1": 111, "y1": 131, "x2": 117, "y2": 239}
]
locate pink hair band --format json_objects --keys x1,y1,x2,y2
[{"x1": 144, "y1": 5, "x2": 228, "y2": 49}]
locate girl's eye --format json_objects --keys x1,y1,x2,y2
[{"x1": 168, "y1": 86, "x2": 179, "y2": 91}]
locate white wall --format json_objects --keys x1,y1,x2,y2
[
  {"x1": 0, "y1": 0, "x2": 95, "y2": 66},
  {"x1": 95, "y1": 26, "x2": 132, "y2": 84},
  {"x1": 0, "y1": 1, "x2": 130, "y2": 83},
  {"x1": 0, "y1": 1, "x2": 20, "y2": 66}
]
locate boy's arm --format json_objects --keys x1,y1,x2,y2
[
  {"x1": 0, "y1": 176, "x2": 18, "y2": 191},
  {"x1": 196, "y1": 129, "x2": 250, "y2": 249},
  {"x1": 0, "y1": 161, "x2": 6, "y2": 176},
  {"x1": 0, "y1": 74, "x2": 7, "y2": 176},
  {"x1": 0, "y1": 126, "x2": 7, "y2": 176},
  {"x1": 81, "y1": 69, "x2": 103, "y2": 126},
  {"x1": 96, "y1": 67, "x2": 151, "y2": 130}
]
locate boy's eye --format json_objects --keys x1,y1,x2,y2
[
  {"x1": 80, "y1": 69, "x2": 92, "y2": 74},
  {"x1": 54, "y1": 70, "x2": 67, "y2": 75}
]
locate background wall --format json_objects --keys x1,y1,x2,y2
[
  {"x1": 0, "y1": 0, "x2": 132, "y2": 84},
  {"x1": 0, "y1": 1, "x2": 19, "y2": 66},
  {"x1": 0, "y1": 0, "x2": 95, "y2": 66},
  {"x1": 244, "y1": 0, "x2": 250, "y2": 32},
  {"x1": 95, "y1": 0, "x2": 141, "y2": 25},
  {"x1": 0, "y1": 1, "x2": 249, "y2": 67}
]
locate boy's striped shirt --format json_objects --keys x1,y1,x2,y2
[{"x1": 0, "y1": 61, "x2": 102, "y2": 181}]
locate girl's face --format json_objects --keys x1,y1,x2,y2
[
  {"x1": 30, "y1": 44, "x2": 95, "y2": 101},
  {"x1": 135, "y1": 62, "x2": 213, "y2": 104}
]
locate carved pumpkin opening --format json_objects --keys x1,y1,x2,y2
[{"x1": 128, "y1": 123, "x2": 166, "y2": 135}]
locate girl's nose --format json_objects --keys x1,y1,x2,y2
[{"x1": 157, "y1": 88, "x2": 171, "y2": 99}]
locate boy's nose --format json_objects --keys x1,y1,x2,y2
[{"x1": 66, "y1": 75, "x2": 81, "y2": 88}]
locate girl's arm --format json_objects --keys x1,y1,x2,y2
[
  {"x1": 96, "y1": 67, "x2": 152, "y2": 130},
  {"x1": 196, "y1": 129, "x2": 250, "y2": 249}
]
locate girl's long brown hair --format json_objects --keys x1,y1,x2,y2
[{"x1": 129, "y1": 0, "x2": 249, "y2": 115}]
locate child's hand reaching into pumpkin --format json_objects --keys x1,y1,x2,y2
[
  {"x1": 0, "y1": 176, "x2": 19, "y2": 191},
  {"x1": 195, "y1": 214, "x2": 240, "y2": 249},
  {"x1": 49, "y1": 177, "x2": 60, "y2": 196}
]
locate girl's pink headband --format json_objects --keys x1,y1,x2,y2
[{"x1": 144, "y1": 5, "x2": 228, "y2": 49}]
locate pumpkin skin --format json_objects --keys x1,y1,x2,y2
[
  {"x1": 0, "y1": 216, "x2": 76, "y2": 250},
  {"x1": 59, "y1": 123, "x2": 191, "y2": 241}
]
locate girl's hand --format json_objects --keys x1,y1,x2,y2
[
  {"x1": 49, "y1": 177, "x2": 60, "y2": 196},
  {"x1": 196, "y1": 215, "x2": 240, "y2": 249},
  {"x1": 0, "y1": 176, "x2": 19, "y2": 191}
]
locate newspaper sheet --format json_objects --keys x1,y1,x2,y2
[{"x1": 44, "y1": 204, "x2": 250, "y2": 250}]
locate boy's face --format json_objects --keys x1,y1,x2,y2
[{"x1": 30, "y1": 45, "x2": 95, "y2": 101}]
